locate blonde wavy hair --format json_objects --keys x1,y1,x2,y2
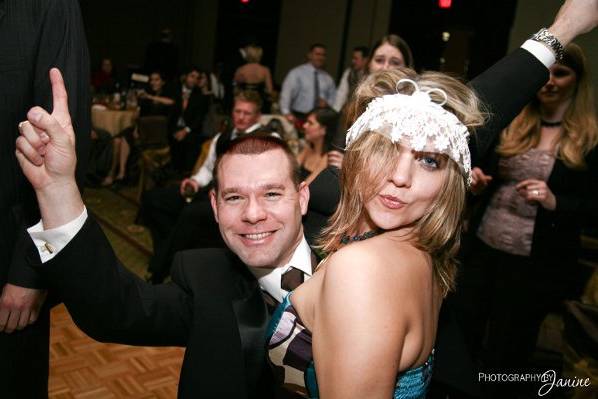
[
  {"x1": 497, "y1": 43, "x2": 598, "y2": 169},
  {"x1": 245, "y1": 45, "x2": 263, "y2": 63},
  {"x1": 319, "y1": 68, "x2": 486, "y2": 295}
]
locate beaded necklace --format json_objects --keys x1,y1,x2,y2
[{"x1": 340, "y1": 230, "x2": 379, "y2": 245}]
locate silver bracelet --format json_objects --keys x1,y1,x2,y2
[{"x1": 531, "y1": 28, "x2": 565, "y2": 62}]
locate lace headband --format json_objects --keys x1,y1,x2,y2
[{"x1": 346, "y1": 79, "x2": 472, "y2": 185}]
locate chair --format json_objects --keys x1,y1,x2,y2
[
  {"x1": 190, "y1": 138, "x2": 214, "y2": 176},
  {"x1": 136, "y1": 116, "x2": 170, "y2": 201}
]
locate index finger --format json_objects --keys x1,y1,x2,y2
[
  {"x1": 49, "y1": 68, "x2": 70, "y2": 123},
  {"x1": 515, "y1": 179, "x2": 536, "y2": 189}
]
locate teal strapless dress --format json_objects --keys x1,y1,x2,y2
[{"x1": 266, "y1": 293, "x2": 434, "y2": 398}]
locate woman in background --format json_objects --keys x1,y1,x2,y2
[
  {"x1": 102, "y1": 71, "x2": 175, "y2": 186},
  {"x1": 368, "y1": 34, "x2": 414, "y2": 73},
  {"x1": 455, "y1": 42, "x2": 598, "y2": 397},
  {"x1": 329, "y1": 34, "x2": 415, "y2": 169},
  {"x1": 297, "y1": 107, "x2": 338, "y2": 184}
]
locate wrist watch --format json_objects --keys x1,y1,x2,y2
[{"x1": 531, "y1": 28, "x2": 564, "y2": 62}]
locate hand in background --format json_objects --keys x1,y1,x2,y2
[
  {"x1": 327, "y1": 150, "x2": 344, "y2": 169},
  {"x1": 179, "y1": 178, "x2": 200, "y2": 197},
  {"x1": 0, "y1": 284, "x2": 47, "y2": 333},
  {"x1": 174, "y1": 128, "x2": 189, "y2": 142},
  {"x1": 515, "y1": 179, "x2": 556, "y2": 210},
  {"x1": 470, "y1": 167, "x2": 493, "y2": 195}
]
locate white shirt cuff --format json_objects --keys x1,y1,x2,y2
[
  {"x1": 28, "y1": 207, "x2": 88, "y2": 263},
  {"x1": 521, "y1": 39, "x2": 556, "y2": 68}
]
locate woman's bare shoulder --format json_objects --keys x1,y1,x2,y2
[{"x1": 323, "y1": 237, "x2": 429, "y2": 299}]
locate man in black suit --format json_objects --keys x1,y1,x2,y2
[
  {"x1": 16, "y1": 77, "x2": 312, "y2": 397},
  {"x1": 169, "y1": 66, "x2": 210, "y2": 174},
  {"x1": 0, "y1": 0, "x2": 90, "y2": 396},
  {"x1": 142, "y1": 91, "x2": 264, "y2": 283}
]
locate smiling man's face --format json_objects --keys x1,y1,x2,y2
[{"x1": 210, "y1": 149, "x2": 309, "y2": 268}]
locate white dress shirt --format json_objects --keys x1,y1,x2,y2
[
  {"x1": 247, "y1": 236, "x2": 313, "y2": 303},
  {"x1": 279, "y1": 63, "x2": 336, "y2": 115},
  {"x1": 190, "y1": 122, "x2": 262, "y2": 187},
  {"x1": 28, "y1": 206, "x2": 313, "y2": 304},
  {"x1": 333, "y1": 67, "x2": 351, "y2": 112}
]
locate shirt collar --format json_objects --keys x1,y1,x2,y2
[
  {"x1": 232, "y1": 122, "x2": 261, "y2": 137},
  {"x1": 282, "y1": 236, "x2": 313, "y2": 276},
  {"x1": 304, "y1": 63, "x2": 318, "y2": 72},
  {"x1": 247, "y1": 235, "x2": 313, "y2": 302}
]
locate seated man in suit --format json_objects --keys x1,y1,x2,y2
[
  {"x1": 141, "y1": 90, "x2": 264, "y2": 283},
  {"x1": 15, "y1": 74, "x2": 312, "y2": 397},
  {"x1": 169, "y1": 66, "x2": 211, "y2": 174}
]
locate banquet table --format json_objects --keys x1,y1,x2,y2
[{"x1": 91, "y1": 106, "x2": 138, "y2": 136}]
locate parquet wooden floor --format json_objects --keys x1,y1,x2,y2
[{"x1": 49, "y1": 304, "x2": 184, "y2": 398}]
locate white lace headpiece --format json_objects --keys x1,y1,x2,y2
[{"x1": 346, "y1": 79, "x2": 472, "y2": 185}]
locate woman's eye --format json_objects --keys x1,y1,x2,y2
[
  {"x1": 419, "y1": 156, "x2": 440, "y2": 169},
  {"x1": 374, "y1": 57, "x2": 385, "y2": 64},
  {"x1": 552, "y1": 71, "x2": 570, "y2": 78},
  {"x1": 390, "y1": 59, "x2": 403, "y2": 67}
]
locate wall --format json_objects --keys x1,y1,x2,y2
[
  {"x1": 80, "y1": 0, "x2": 218, "y2": 76},
  {"x1": 274, "y1": 0, "x2": 392, "y2": 83}
]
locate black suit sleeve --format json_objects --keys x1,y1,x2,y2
[
  {"x1": 8, "y1": 0, "x2": 91, "y2": 288},
  {"x1": 186, "y1": 93, "x2": 210, "y2": 133},
  {"x1": 26, "y1": 217, "x2": 192, "y2": 346},
  {"x1": 468, "y1": 48, "x2": 548, "y2": 164},
  {"x1": 554, "y1": 149, "x2": 598, "y2": 224}
]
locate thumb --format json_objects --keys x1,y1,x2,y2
[{"x1": 27, "y1": 106, "x2": 72, "y2": 147}]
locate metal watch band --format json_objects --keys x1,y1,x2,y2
[{"x1": 531, "y1": 28, "x2": 565, "y2": 62}]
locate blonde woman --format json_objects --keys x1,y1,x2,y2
[
  {"x1": 456, "y1": 42, "x2": 598, "y2": 397},
  {"x1": 267, "y1": 69, "x2": 485, "y2": 398},
  {"x1": 234, "y1": 45, "x2": 273, "y2": 112}
]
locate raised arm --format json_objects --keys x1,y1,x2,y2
[
  {"x1": 469, "y1": 0, "x2": 598, "y2": 163},
  {"x1": 15, "y1": 69, "x2": 191, "y2": 346}
]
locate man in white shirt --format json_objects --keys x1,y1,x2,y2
[
  {"x1": 333, "y1": 46, "x2": 369, "y2": 112},
  {"x1": 140, "y1": 91, "x2": 264, "y2": 282},
  {"x1": 15, "y1": 91, "x2": 314, "y2": 395},
  {"x1": 279, "y1": 43, "x2": 336, "y2": 126}
]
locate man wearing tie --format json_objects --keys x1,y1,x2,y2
[
  {"x1": 279, "y1": 43, "x2": 336, "y2": 127},
  {"x1": 16, "y1": 73, "x2": 313, "y2": 397},
  {"x1": 141, "y1": 90, "x2": 264, "y2": 283}
]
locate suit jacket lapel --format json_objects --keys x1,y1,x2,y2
[
  {"x1": 230, "y1": 259, "x2": 270, "y2": 396},
  {"x1": 0, "y1": 1, "x2": 6, "y2": 23}
]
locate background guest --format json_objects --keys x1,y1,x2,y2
[
  {"x1": 138, "y1": 71, "x2": 176, "y2": 117},
  {"x1": 333, "y1": 46, "x2": 369, "y2": 112},
  {"x1": 91, "y1": 57, "x2": 118, "y2": 94},
  {"x1": 279, "y1": 43, "x2": 336, "y2": 127},
  {"x1": 234, "y1": 45, "x2": 274, "y2": 113},
  {"x1": 297, "y1": 107, "x2": 338, "y2": 184},
  {"x1": 368, "y1": 34, "x2": 414, "y2": 73},
  {"x1": 170, "y1": 67, "x2": 211, "y2": 174},
  {"x1": 454, "y1": 42, "x2": 598, "y2": 398}
]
